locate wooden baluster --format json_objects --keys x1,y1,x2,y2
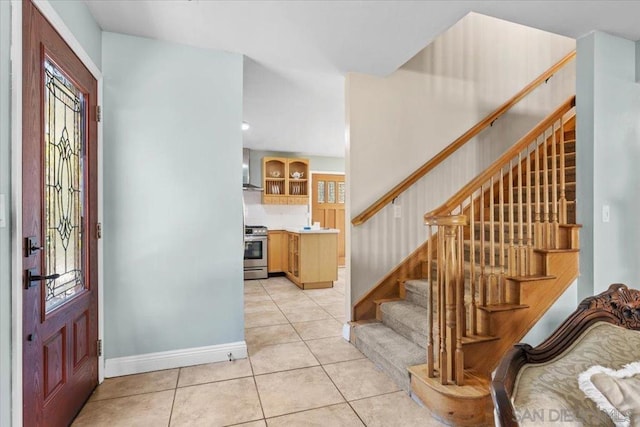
[
  {"x1": 438, "y1": 227, "x2": 447, "y2": 385},
  {"x1": 543, "y1": 130, "x2": 551, "y2": 248},
  {"x1": 458, "y1": 206, "x2": 466, "y2": 338},
  {"x1": 526, "y1": 145, "x2": 535, "y2": 275},
  {"x1": 445, "y1": 224, "x2": 455, "y2": 384},
  {"x1": 455, "y1": 222, "x2": 464, "y2": 385},
  {"x1": 479, "y1": 185, "x2": 486, "y2": 307},
  {"x1": 559, "y1": 120, "x2": 567, "y2": 224},
  {"x1": 469, "y1": 195, "x2": 477, "y2": 335},
  {"x1": 534, "y1": 139, "x2": 543, "y2": 248},
  {"x1": 508, "y1": 160, "x2": 515, "y2": 277},
  {"x1": 551, "y1": 123, "x2": 559, "y2": 248},
  {"x1": 518, "y1": 152, "x2": 525, "y2": 275},
  {"x1": 427, "y1": 225, "x2": 434, "y2": 378},
  {"x1": 489, "y1": 177, "x2": 495, "y2": 304},
  {"x1": 498, "y1": 168, "x2": 505, "y2": 304}
]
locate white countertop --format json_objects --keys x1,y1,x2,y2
[{"x1": 283, "y1": 227, "x2": 340, "y2": 234}]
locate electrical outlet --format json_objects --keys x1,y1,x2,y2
[{"x1": 602, "y1": 205, "x2": 610, "y2": 223}]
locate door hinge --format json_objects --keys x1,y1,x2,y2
[
  {"x1": 96, "y1": 105, "x2": 102, "y2": 123},
  {"x1": 96, "y1": 222, "x2": 102, "y2": 239},
  {"x1": 97, "y1": 339, "x2": 103, "y2": 357}
]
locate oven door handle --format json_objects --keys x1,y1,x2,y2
[{"x1": 244, "y1": 236, "x2": 267, "y2": 242}]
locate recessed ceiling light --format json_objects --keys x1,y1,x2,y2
[{"x1": 242, "y1": 121, "x2": 250, "y2": 131}]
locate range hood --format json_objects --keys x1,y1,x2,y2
[{"x1": 243, "y1": 148, "x2": 263, "y2": 191}]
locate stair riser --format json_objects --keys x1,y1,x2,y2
[
  {"x1": 382, "y1": 312, "x2": 428, "y2": 349},
  {"x1": 352, "y1": 333, "x2": 413, "y2": 392},
  {"x1": 520, "y1": 150, "x2": 575, "y2": 171},
  {"x1": 565, "y1": 141, "x2": 576, "y2": 152},
  {"x1": 428, "y1": 261, "x2": 474, "y2": 281},
  {"x1": 509, "y1": 188, "x2": 575, "y2": 202},
  {"x1": 463, "y1": 244, "x2": 507, "y2": 267},
  {"x1": 403, "y1": 281, "x2": 432, "y2": 309},
  {"x1": 564, "y1": 132, "x2": 576, "y2": 142},
  {"x1": 462, "y1": 245, "x2": 542, "y2": 271},
  {"x1": 406, "y1": 289, "x2": 430, "y2": 309},
  {"x1": 351, "y1": 322, "x2": 428, "y2": 393},
  {"x1": 432, "y1": 244, "x2": 551, "y2": 280},
  {"x1": 471, "y1": 224, "x2": 575, "y2": 248},
  {"x1": 485, "y1": 205, "x2": 575, "y2": 220},
  {"x1": 472, "y1": 227, "x2": 532, "y2": 244},
  {"x1": 534, "y1": 153, "x2": 576, "y2": 169},
  {"x1": 527, "y1": 138, "x2": 575, "y2": 154},
  {"x1": 492, "y1": 171, "x2": 574, "y2": 193},
  {"x1": 529, "y1": 168, "x2": 575, "y2": 182}
]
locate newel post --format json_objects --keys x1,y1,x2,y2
[{"x1": 424, "y1": 214, "x2": 467, "y2": 386}]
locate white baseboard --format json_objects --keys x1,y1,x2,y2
[
  {"x1": 105, "y1": 341, "x2": 247, "y2": 378},
  {"x1": 342, "y1": 323, "x2": 350, "y2": 341}
]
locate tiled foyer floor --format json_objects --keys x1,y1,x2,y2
[{"x1": 73, "y1": 270, "x2": 445, "y2": 426}]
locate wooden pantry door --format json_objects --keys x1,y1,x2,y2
[{"x1": 311, "y1": 173, "x2": 345, "y2": 266}]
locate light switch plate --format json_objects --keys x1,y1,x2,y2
[
  {"x1": 0, "y1": 194, "x2": 5, "y2": 228},
  {"x1": 602, "y1": 204, "x2": 610, "y2": 223},
  {"x1": 394, "y1": 204, "x2": 402, "y2": 219}
]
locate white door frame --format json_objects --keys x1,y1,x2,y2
[{"x1": 11, "y1": 1, "x2": 104, "y2": 425}]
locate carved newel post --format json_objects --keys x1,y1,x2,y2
[{"x1": 425, "y1": 214, "x2": 467, "y2": 386}]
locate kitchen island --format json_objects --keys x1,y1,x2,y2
[{"x1": 285, "y1": 228, "x2": 339, "y2": 289}]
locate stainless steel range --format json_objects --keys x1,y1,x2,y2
[{"x1": 244, "y1": 225, "x2": 268, "y2": 280}]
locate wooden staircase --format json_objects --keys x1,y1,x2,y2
[{"x1": 351, "y1": 97, "x2": 579, "y2": 426}]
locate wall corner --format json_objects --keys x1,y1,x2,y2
[
  {"x1": 575, "y1": 33, "x2": 596, "y2": 302},
  {"x1": 636, "y1": 40, "x2": 640, "y2": 83}
]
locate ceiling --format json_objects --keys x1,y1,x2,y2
[{"x1": 85, "y1": 1, "x2": 640, "y2": 158}]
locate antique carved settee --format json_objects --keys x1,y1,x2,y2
[{"x1": 492, "y1": 284, "x2": 640, "y2": 427}]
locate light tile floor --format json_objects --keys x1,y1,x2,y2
[{"x1": 73, "y1": 269, "x2": 445, "y2": 426}]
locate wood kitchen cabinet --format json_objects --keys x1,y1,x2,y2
[
  {"x1": 262, "y1": 157, "x2": 309, "y2": 205},
  {"x1": 286, "y1": 230, "x2": 338, "y2": 289},
  {"x1": 267, "y1": 230, "x2": 288, "y2": 273}
]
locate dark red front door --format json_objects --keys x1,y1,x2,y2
[{"x1": 22, "y1": 1, "x2": 99, "y2": 425}]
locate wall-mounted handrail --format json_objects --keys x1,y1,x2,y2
[{"x1": 351, "y1": 50, "x2": 576, "y2": 226}]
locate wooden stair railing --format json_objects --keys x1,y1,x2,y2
[
  {"x1": 423, "y1": 95, "x2": 576, "y2": 386},
  {"x1": 351, "y1": 50, "x2": 576, "y2": 227}
]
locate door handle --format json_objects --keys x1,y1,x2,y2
[{"x1": 24, "y1": 269, "x2": 60, "y2": 289}]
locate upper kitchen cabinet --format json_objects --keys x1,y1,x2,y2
[
  {"x1": 262, "y1": 157, "x2": 309, "y2": 205},
  {"x1": 263, "y1": 157, "x2": 286, "y2": 204},
  {"x1": 287, "y1": 159, "x2": 309, "y2": 205}
]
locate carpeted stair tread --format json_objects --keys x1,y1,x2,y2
[
  {"x1": 352, "y1": 322, "x2": 426, "y2": 391},
  {"x1": 380, "y1": 300, "x2": 430, "y2": 348}
]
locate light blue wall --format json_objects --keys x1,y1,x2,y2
[
  {"x1": 248, "y1": 150, "x2": 344, "y2": 187},
  {"x1": 522, "y1": 281, "x2": 578, "y2": 346},
  {"x1": 102, "y1": 32, "x2": 244, "y2": 359},
  {"x1": 49, "y1": 0, "x2": 102, "y2": 69},
  {"x1": 0, "y1": 2, "x2": 12, "y2": 425},
  {"x1": 577, "y1": 31, "x2": 640, "y2": 297}
]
